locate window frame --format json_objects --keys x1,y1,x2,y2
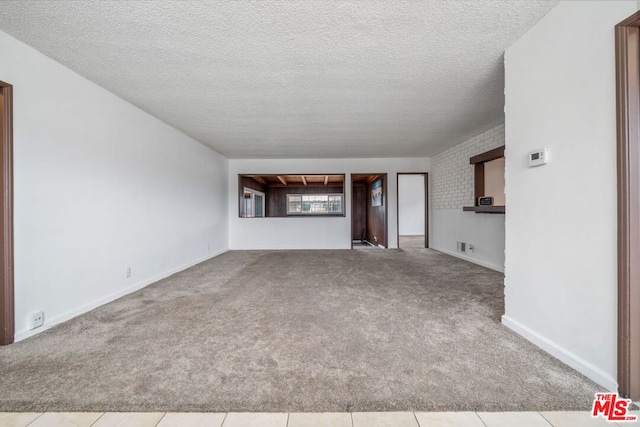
[
  {"x1": 462, "y1": 145, "x2": 505, "y2": 214},
  {"x1": 286, "y1": 193, "x2": 344, "y2": 216},
  {"x1": 241, "y1": 187, "x2": 266, "y2": 218}
]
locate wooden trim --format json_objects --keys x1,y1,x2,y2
[
  {"x1": 0, "y1": 82, "x2": 14, "y2": 346},
  {"x1": 238, "y1": 175, "x2": 244, "y2": 218},
  {"x1": 616, "y1": 13, "x2": 640, "y2": 400},
  {"x1": 474, "y1": 163, "x2": 485, "y2": 206},
  {"x1": 383, "y1": 174, "x2": 388, "y2": 249},
  {"x1": 424, "y1": 173, "x2": 429, "y2": 249},
  {"x1": 252, "y1": 176, "x2": 267, "y2": 185},
  {"x1": 462, "y1": 206, "x2": 505, "y2": 214},
  {"x1": 618, "y1": 10, "x2": 640, "y2": 27},
  {"x1": 396, "y1": 173, "x2": 429, "y2": 249},
  {"x1": 351, "y1": 173, "x2": 359, "y2": 249},
  {"x1": 366, "y1": 175, "x2": 380, "y2": 185},
  {"x1": 264, "y1": 183, "x2": 340, "y2": 189},
  {"x1": 469, "y1": 145, "x2": 505, "y2": 164},
  {"x1": 466, "y1": 145, "x2": 505, "y2": 211}
]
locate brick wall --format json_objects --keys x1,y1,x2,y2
[{"x1": 431, "y1": 124, "x2": 505, "y2": 209}]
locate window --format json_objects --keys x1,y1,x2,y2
[
  {"x1": 287, "y1": 194, "x2": 343, "y2": 215},
  {"x1": 238, "y1": 174, "x2": 345, "y2": 218},
  {"x1": 463, "y1": 145, "x2": 505, "y2": 214},
  {"x1": 241, "y1": 188, "x2": 265, "y2": 218}
]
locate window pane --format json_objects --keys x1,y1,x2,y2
[
  {"x1": 302, "y1": 201, "x2": 312, "y2": 212},
  {"x1": 254, "y1": 194, "x2": 263, "y2": 217},
  {"x1": 328, "y1": 195, "x2": 342, "y2": 213},
  {"x1": 288, "y1": 201, "x2": 301, "y2": 213},
  {"x1": 287, "y1": 194, "x2": 343, "y2": 215},
  {"x1": 241, "y1": 188, "x2": 265, "y2": 218},
  {"x1": 287, "y1": 195, "x2": 302, "y2": 213}
]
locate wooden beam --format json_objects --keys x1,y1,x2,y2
[
  {"x1": 324, "y1": 175, "x2": 329, "y2": 185},
  {"x1": 367, "y1": 175, "x2": 379, "y2": 184},
  {"x1": 252, "y1": 176, "x2": 267, "y2": 185},
  {"x1": 301, "y1": 175, "x2": 307, "y2": 186},
  {"x1": 470, "y1": 146, "x2": 505, "y2": 164},
  {"x1": 277, "y1": 176, "x2": 287, "y2": 186}
]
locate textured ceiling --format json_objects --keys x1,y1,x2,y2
[{"x1": 0, "y1": 1, "x2": 558, "y2": 159}]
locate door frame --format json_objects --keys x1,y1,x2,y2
[
  {"x1": 396, "y1": 172, "x2": 429, "y2": 249},
  {"x1": 0, "y1": 81, "x2": 14, "y2": 346},
  {"x1": 615, "y1": 11, "x2": 640, "y2": 399}
]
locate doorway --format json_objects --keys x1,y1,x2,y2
[
  {"x1": 351, "y1": 174, "x2": 387, "y2": 249},
  {"x1": 0, "y1": 81, "x2": 14, "y2": 346},
  {"x1": 397, "y1": 173, "x2": 429, "y2": 249},
  {"x1": 615, "y1": 11, "x2": 640, "y2": 400}
]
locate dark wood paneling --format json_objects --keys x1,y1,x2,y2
[
  {"x1": 352, "y1": 184, "x2": 367, "y2": 240},
  {"x1": 240, "y1": 176, "x2": 265, "y2": 193},
  {"x1": 474, "y1": 163, "x2": 485, "y2": 205},
  {"x1": 616, "y1": 12, "x2": 640, "y2": 399},
  {"x1": 266, "y1": 185, "x2": 343, "y2": 217},
  {"x1": 0, "y1": 82, "x2": 13, "y2": 346},
  {"x1": 366, "y1": 176, "x2": 387, "y2": 247}
]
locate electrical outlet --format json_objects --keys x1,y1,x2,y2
[
  {"x1": 126, "y1": 267, "x2": 131, "y2": 278},
  {"x1": 30, "y1": 311, "x2": 44, "y2": 330},
  {"x1": 468, "y1": 244, "x2": 475, "y2": 253},
  {"x1": 207, "y1": 243, "x2": 211, "y2": 252}
]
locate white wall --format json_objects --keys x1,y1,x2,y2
[
  {"x1": 229, "y1": 158, "x2": 430, "y2": 249},
  {"x1": 0, "y1": 30, "x2": 229, "y2": 341},
  {"x1": 398, "y1": 174, "x2": 425, "y2": 236},
  {"x1": 503, "y1": 0, "x2": 637, "y2": 391},
  {"x1": 430, "y1": 125, "x2": 505, "y2": 271}
]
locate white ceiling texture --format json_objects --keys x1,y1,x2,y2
[{"x1": 0, "y1": 1, "x2": 558, "y2": 159}]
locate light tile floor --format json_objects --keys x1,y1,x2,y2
[{"x1": 0, "y1": 411, "x2": 638, "y2": 427}]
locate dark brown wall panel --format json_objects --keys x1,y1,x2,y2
[
  {"x1": 240, "y1": 177, "x2": 265, "y2": 193},
  {"x1": 266, "y1": 185, "x2": 343, "y2": 217},
  {"x1": 352, "y1": 184, "x2": 367, "y2": 240}
]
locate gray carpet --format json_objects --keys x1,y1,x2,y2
[
  {"x1": 0, "y1": 249, "x2": 599, "y2": 412},
  {"x1": 399, "y1": 235, "x2": 426, "y2": 248}
]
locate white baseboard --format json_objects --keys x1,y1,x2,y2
[
  {"x1": 14, "y1": 249, "x2": 228, "y2": 342},
  {"x1": 502, "y1": 315, "x2": 618, "y2": 392},
  {"x1": 431, "y1": 246, "x2": 504, "y2": 273}
]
